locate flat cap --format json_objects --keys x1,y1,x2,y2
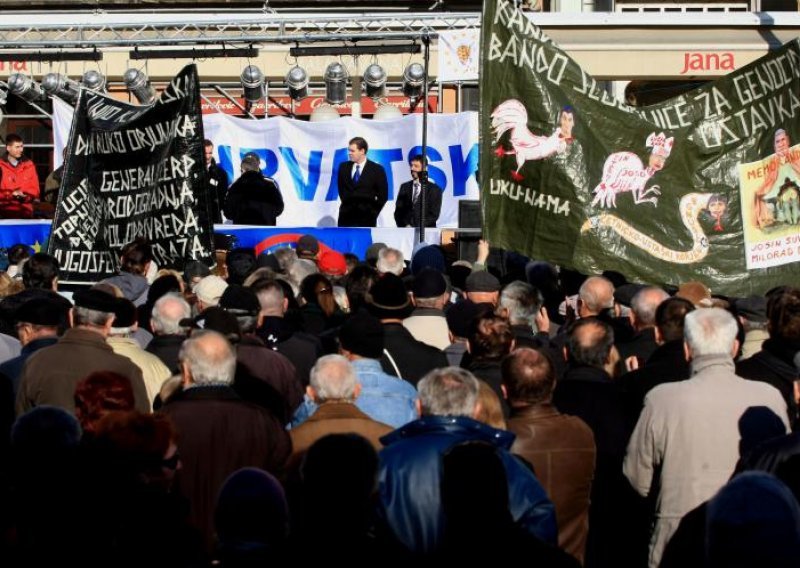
[
  {"x1": 464, "y1": 271, "x2": 500, "y2": 293},
  {"x1": 73, "y1": 289, "x2": 119, "y2": 313}
]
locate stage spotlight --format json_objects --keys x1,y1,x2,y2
[
  {"x1": 402, "y1": 62, "x2": 426, "y2": 99},
  {"x1": 324, "y1": 62, "x2": 348, "y2": 105},
  {"x1": 7, "y1": 73, "x2": 46, "y2": 103},
  {"x1": 363, "y1": 64, "x2": 387, "y2": 100},
  {"x1": 81, "y1": 70, "x2": 107, "y2": 93},
  {"x1": 309, "y1": 104, "x2": 340, "y2": 122},
  {"x1": 123, "y1": 68, "x2": 155, "y2": 104},
  {"x1": 240, "y1": 65, "x2": 265, "y2": 106},
  {"x1": 285, "y1": 66, "x2": 309, "y2": 101},
  {"x1": 42, "y1": 73, "x2": 81, "y2": 105}
]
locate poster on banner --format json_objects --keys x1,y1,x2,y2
[
  {"x1": 48, "y1": 64, "x2": 214, "y2": 281},
  {"x1": 480, "y1": 0, "x2": 800, "y2": 295},
  {"x1": 53, "y1": 106, "x2": 480, "y2": 229},
  {"x1": 738, "y1": 132, "x2": 800, "y2": 269}
]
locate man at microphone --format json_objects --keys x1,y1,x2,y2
[{"x1": 394, "y1": 154, "x2": 442, "y2": 228}]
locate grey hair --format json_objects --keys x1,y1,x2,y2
[
  {"x1": 73, "y1": 306, "x2": 114, "y2": 327},
  {"x1": 415, "y1": 296, "x2": 441, "y2": 309},
  {"x1": 179, "y1": 329, "x2": 236, "y2": 385},
  {"x1": 242, "y1": 267, "x2": 276, "y2": 288},
  {"x1": 499, "y1": 281, "x2": 543, "y2": 327},
  {"x1": 376, "y1": 247, "x2": 405, "y2": 276},
  {"x1": 578, "y1": 276, "x2": 615, "y2": 313},
  {"x1": 684, "y1": 307, "x2": 738, "y2": 357},
  {"x1": 310, "y1": 354, "x2": 358, "y2": 401},
  {"x1": 287, "y1": 258, "x2": 318, "y2": 290},
  {"x1": 417, "y1": 367, "x2": 479, "y2": 417},
  {"x1": 255, "y1": 281, "x2": 285, "y2": 314},
  {"x1": 151, "y1": 293, "x2": 191, "y2": 335},
  {"x1": 273, "y1": 247, "x2": 298, "y2": 272},
  {"x1": 631, "y1": 287, "x2": 670, "y2": 327},
  {"x1": 109, "y1": 326, "x2": 134, "y2": 337},
  {"x1": 235, "y1": 315, "x2": 259, "y2": 334}
]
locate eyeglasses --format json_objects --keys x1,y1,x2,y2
[
  {"x1": 317, "y1": 287, "x2": 332, "y2": 294},
  {"x1": 161, "y1": 452, "x2": 181, "y2": 471}
]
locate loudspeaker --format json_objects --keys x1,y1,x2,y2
[
  {"x1": 457, "y1": 199, "x2": 481, "y2": 261},
  {"x1": 458, "y1": 199, "x2": 481, "y2": 229}
]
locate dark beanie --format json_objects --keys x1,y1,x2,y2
[
  {"x1": 412, "y1": 268, "x2": 447, "y2": 299},
  {"x1": 410, "y1": 245, "x2": 446, "y2": 275},
  {"x1": 215, "y1": 467, "x2": 288, "y2": 547},
  {"x1": 339, "y1": 313, "x2": 384, "y2": 359},
  {"x1": 226, "y1": 248, "x2": 257, "y2": 286}
]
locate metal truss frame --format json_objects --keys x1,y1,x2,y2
[{"x1": 0, "y1": 12, "x2": 481, "y2": 50}]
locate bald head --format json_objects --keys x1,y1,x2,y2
[
  {"x1": 578, "y1": 276, "x2": 615, "y2": 317},
  {"x1": 151, "y1": 293, "x2": 191, "y2": 335},
  {"x1": 630, "y1": 287, "x2": 670, "y2": 330},
  {"x1": 179, "y1": 330, "x2": 236, "y2": 386},
  {"x1": 566, "y1": 318, "x2": 616, "y2": 372},
  {"x1": 501, "y1": 347, "x2": 556, "y2": 406}
]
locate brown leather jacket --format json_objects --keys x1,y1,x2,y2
[{"x1": 507, "y1": 403, "x2": 596, "y2": 565}]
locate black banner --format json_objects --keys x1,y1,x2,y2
[{"x1": 48, "y1": 64, "x2": 214, "y2": 281}]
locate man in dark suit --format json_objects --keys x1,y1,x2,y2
[
  {"x1": 204, "y1": 139, "x2": 229, "y2": 223},
  {"x1": 394, "y1": 154, "x2": 442, "y2": 228},
  {"x1": 224, "y1": 153, "x2": 284, "y2": 225},
  {"x1": 337, "y1": 137, "x2": 388, "y2": 227}
]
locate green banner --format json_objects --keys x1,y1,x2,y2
[{"x1": 480, "y1": 0, "x2": 800, "y2": 295}]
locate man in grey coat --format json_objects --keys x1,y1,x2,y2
[{"x1": 624, "y1": 308, "x2": 789, "y2": 568}]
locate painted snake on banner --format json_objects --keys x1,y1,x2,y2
[{"x1": 581, "y1": 192, "x2": 713, "y2": 264}]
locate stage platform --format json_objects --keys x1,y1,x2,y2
[{"x1": 0, "y1": 220, "x2": 443, "y2": 261}]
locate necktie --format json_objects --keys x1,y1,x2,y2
[
  {"x1": 413, "y1": 182, "x2": 421, "y2": 203},
  {"x1": 353, "y1": 164, "x2": 361, "y2": 183}
]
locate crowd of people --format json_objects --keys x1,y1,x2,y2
[{"x1": 0, "y1": 233, "x2": 797, "y2": 567}]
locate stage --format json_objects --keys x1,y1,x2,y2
[{"x1": 0, "y1": 220, "x2": 443, "y2": 262}]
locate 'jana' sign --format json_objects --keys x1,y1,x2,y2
[{"x1": 680, "y1": 52, "x2": 736, "y2": 75}]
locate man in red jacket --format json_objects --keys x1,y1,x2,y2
[{"x1": 0, "y1": 134, "x2": 40, "y2": 218}]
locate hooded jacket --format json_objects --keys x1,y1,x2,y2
[{"x1": 0, "y1": 155, "x2": 39, "y2": 218}]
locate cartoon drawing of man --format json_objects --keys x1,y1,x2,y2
[
  {"x1": 559, "y1": 107, "x2": 575, "y2": 143},
  {"x1": 491, "y1": 100, "x2": 575, "y2": 181}
]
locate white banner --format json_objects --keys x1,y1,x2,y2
[
  {"x1": 437, "y1": 29, "x2": 480, "y2": 82},
  {"x1": 54, "y1": 102, "x2": 479, "y2": 228}
]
